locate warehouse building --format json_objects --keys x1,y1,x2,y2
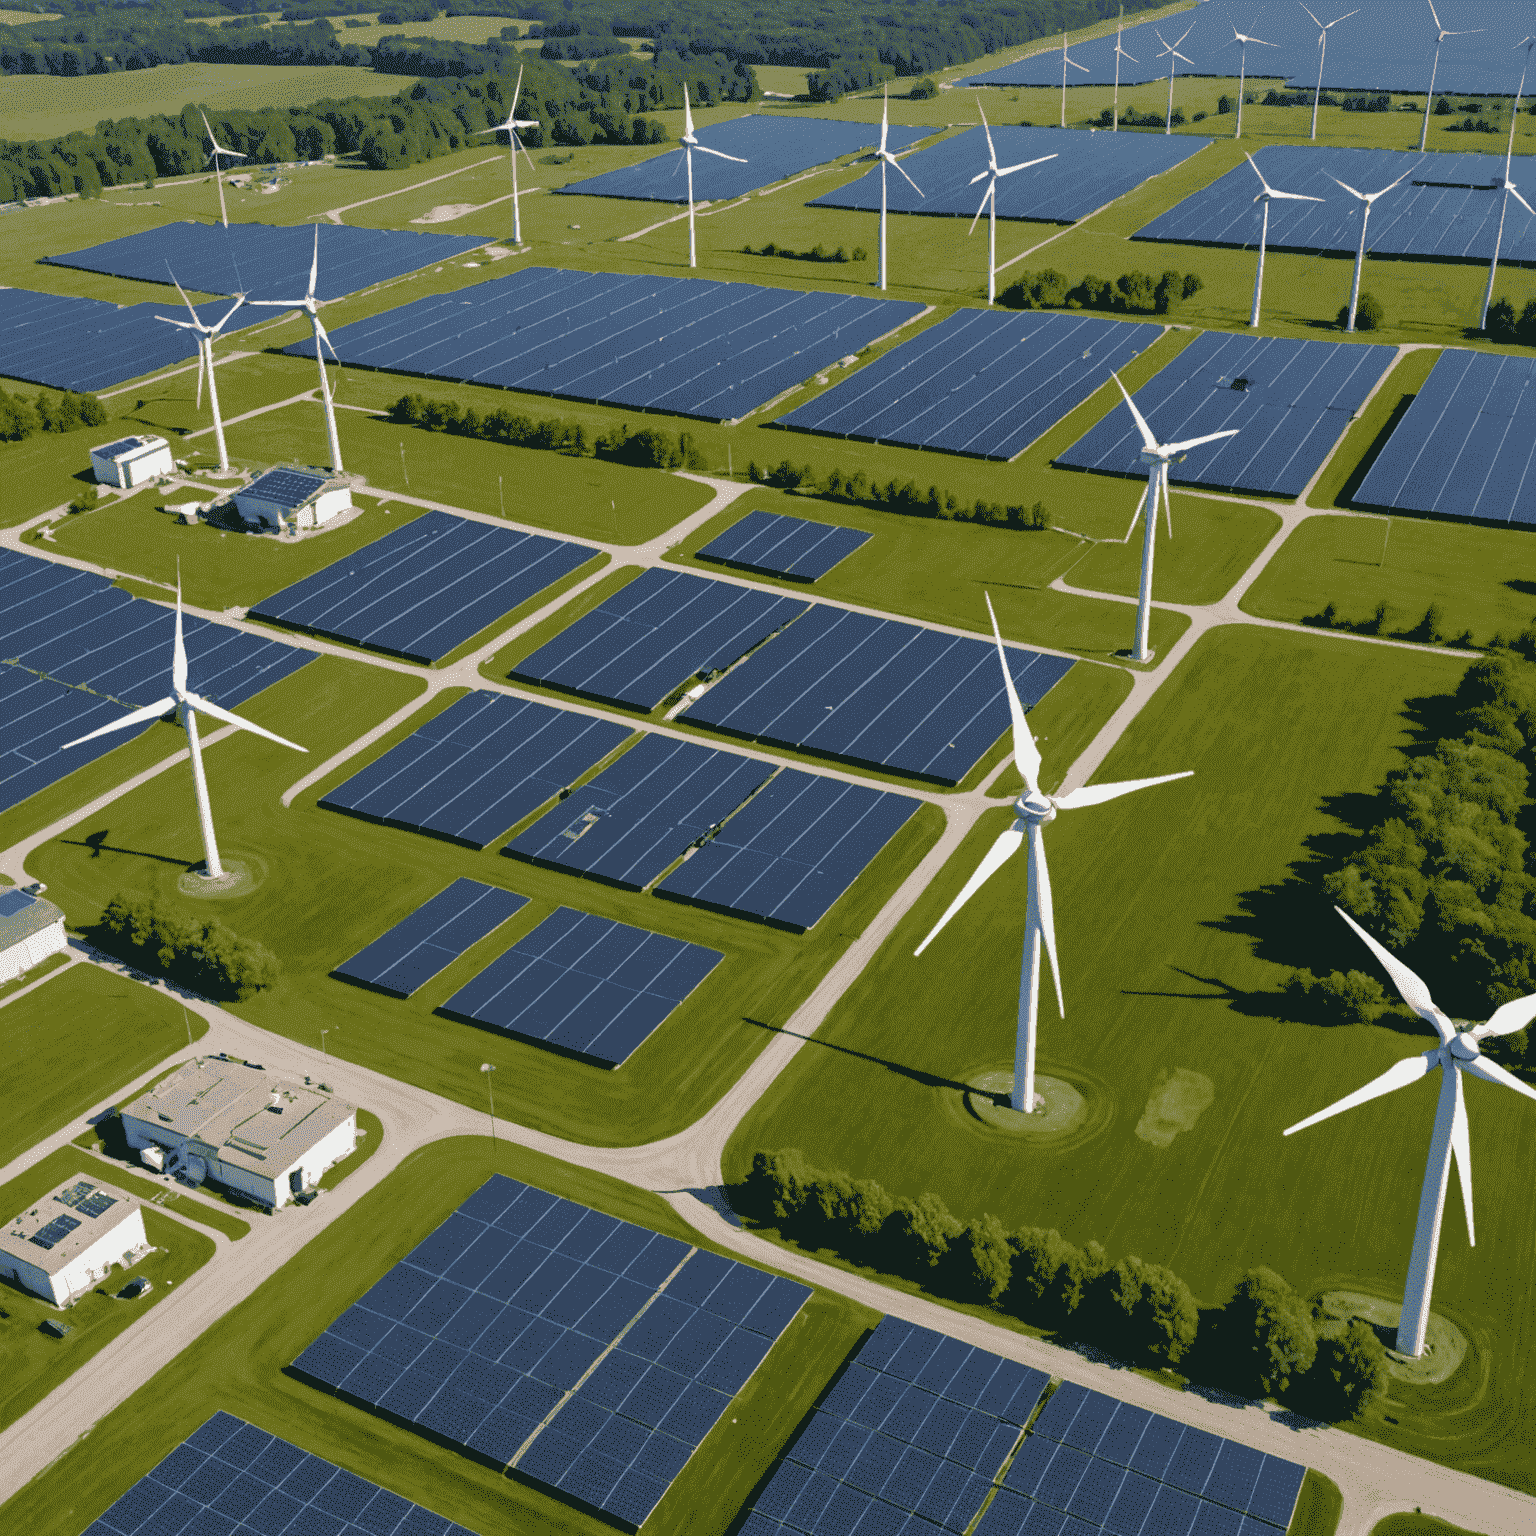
[
  {"x1": 232, "y1": 468, "x2": 352, "y2": 534},
  {"x1": 90, "y1": 434, "x2": 174, "y2": 488},
  {"x1": 120, "y1": 1056, "x2": 357, "y2": 1210},
  {"x1": 0, "y1": 887, "x2": 68, "y2": 984},
  {"x1": 0, "y1": 1176, "x2": 149, "y2": 1307}
]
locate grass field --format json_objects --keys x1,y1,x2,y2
[
  {"x1": 0, "y1": 1136, "x2": 879, "y2": 1536},
  {"x1": 1369, "y1": 1516, "x2": 1485, "y2": 1536},
  {"x1": 1290, "y1": 1471, "x2": 1344, "y2": 1536}
]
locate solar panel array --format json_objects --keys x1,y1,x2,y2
[
  {"x1": 245, "y1": 468, "x2": 330, "y2": 509},
  {"x1": 1355, "y1": 348, "x2": 1536, "y2": 526},
  {"x1": 743, "y1": 1315, "x2": 1049, "y2": 1536},
  {"x1": 250, "y1": 510, "x2": 596, "y2": 663},
  {"x1": 983, "y1": 1380, "x2": 1306, "y2": 1536},
  {"x1": 43, "y1": 221, "x2": 488, "y2": 304},
  {"x1": 506, "y1": 732, "x2": 776, "y2": 889},
  {"x1": 680, "y1": 606, "x2": 1074, "y2": 785},
  {"x1": 294, "y1": 1175, "x2": 810, "y2": 1527},
  {"x1": 333, "y1": 879, "x2": 528, "y2": 998},
  {"x1": 509, "y1": 568, "x2": 809, "y2": 710},
  {"x1": 440, "y1": 907, "x2": 722, "y2": 1066},
  {"x1": 775, "y1": 309, "x2": 1155, "y2": 461},
  {"x1": 556, "y1": 114, "x2": 932, "y2": 204},
  {"x1": 697, "y1": 509, "x2": 871, "y2": 582},
  {"x1": 281, "y1": 267, "x2": 925, "y2": 424},
  {"x1": 1054, "y1": 331, "x2": 1396, "y2": 497},
  {"x1": 809, "y1": 128, "x2": 1209, "y2": 226},
  {"x1": 658, "y1": 768, "x2": 920, "y2": 932},
  {"x1": 319, "y1": 691, "x2": 631, "y2": 848},
  {"x1": 1135, "y1": 145, "x2": 1536, "y2": 267},
  {"x1": 82, "y1": 1412, "x2": 482, "y2": 1536}
]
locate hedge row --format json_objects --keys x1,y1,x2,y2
[
  {"x1": 1000, "y1": 268, "x2": 1202, "y2": 316},
  {"x1": 0, "y1": 386, "x2": 107, "y2": 443},
  {"x1": 96, "y1": 893, "x2": 278, "y2": 1002}
]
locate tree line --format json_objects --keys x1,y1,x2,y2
[
  {"x1": 1001, "y1": 267, "x2": 1204, "y2": 316},
  {"x1": 0, "y1": 386, "x2": 107, "y2": 442},
  {"x1": 96, "y1": 892, "x2": 279, "y2": 1001}
]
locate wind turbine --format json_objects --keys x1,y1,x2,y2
[
  {"x1": 1059, "y1": 29, "x2": 1089, "y2": 128},
  {"x1": 914, "y1": 595, "x2": 1192, "y2": 1114},
  {"x1": 968, "y1": 100, "x2": 1056, "y2": 304},
  {"x1": 62, "y1": 575, "x2": 306, "y2": 882},
  {"x1": 1111, "y1": 372, "x2": 1238, "y2": 662},
  {"x1": 200, "y1": 109, "x2": 247, "y2": 230},
  {"x1": 1283, "y1": 907, "x2": 1536, "y2": 1358},
  {"x1": 1478, "y1": 37, "x2": 1534, "y2": 330},
  {"x1": 1111, "y1": 8, "x2": 1137, "y2": 132},
  {"x1": 1419, "y1": 0, "x2": 1484, "y2": 152},
  {"x1": 1329, "y1": 165, "x2": 1416, "y2": 332},
  {"x1": 1154, "y1": 26, "x2": 1194, "y2": 135},
  {"x1": 1229, "y1": 27, "x2": 1277, "y2": 139},
  {"x1": 676, "y1": 83, "x2": 746, "y2": 270},
  {"x1": 156, "y1": 268, "x2": 245, "y2": 473},
  {"x1": 1300, "y1": 5, "x2": 1360, "y2": 140},
  {"x1": 869, "y1": 85, "x2": 924, "y2": 292},
  {"x1": 478, "y1": 64, "x2": 539, "y2": 248},
  {"x1": 247, "y1": 225, "x2": 344, "y2": 473},
  {"x1": 1245, "y1": 153, "x2": 1324, "y2": 327}
]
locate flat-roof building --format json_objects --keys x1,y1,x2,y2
[
  {"x1": 0, "y1": 1176, "x2": 148, "y2": 1306},
  {"x1": 233, "y1": 468, "x2": 351, "y2": 534},
  {"x1": 90, "y1": 434, "x2": 173, "y2": 488},
  {"x1": 0, "y1": 887, "x2": 68, "y2": 984}
]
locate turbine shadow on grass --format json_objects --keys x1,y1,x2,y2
[
  {"x1": 62, "y1": 828, "x2": 193, "y2": 868},
  {"x1": 1505, "y1": 579, "x2": 1536, "y2": 599},
  {"x1": 742, "y1": 1017, "x2": 976, "y2": 1095}
]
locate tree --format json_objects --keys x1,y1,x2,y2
[
  {"x1": 1341, "y1": 291, "x2": 1385, "y2": 330},
  {"x1": 1220, "y1": 1269, "x2": 1318, "y2": 1394},
  {"x1": 1487, "y1": 296, "x2": 1518, "y2": 341},
  {"x1": 910, "y1": 77, "x2": 938, "y2": 99},
  {"x1": 1280, "y1": 967, "x2": 1391, "y2": 1026},
  {"x1": 885, "y1": 1192, "x2": 963, "y2": 1277},
  {"x1": 1005, "y1": 1227, "x2": 1085, "y2": 1322},
  {"x1": 1084, "y1": 1256, "x2": 1199, "y2": 1364},
  {"x1": 1518, "y1": 299, "x2": 1536, "y2": 347}
]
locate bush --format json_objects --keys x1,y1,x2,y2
[
  {"x1": 1000, "y1": 266, "x2": 1201, "y2": 316},
  {"x1": 1082, "y1": 1256, "x2": 1198, "y2": 1365},
  {"x1": 1219, "y1": 1268, "x2": 1318, "y2": 1394},
  {"x1": 909, "y1": 77, "x2": 937, "y2": 100},
  {"x1": 96, "y1": 892, "x2": 278, "y2": 1001},
  {"x1": 1519, "y1": 299, "x2": 1536, "y2": 347},
  {"x1": 0, "y1": 387, "x2": 105, "y2": 441},
  {"x1": 1281, "y1": 967, "x2": 1391, "y2": 1025},
  {"x1": 596, "y1": 423, "x2": 682, "y2": 469},
  {"x1": 1339, "y1": 291, "x2": 1385, "y2": 330},
  {"x1": 1488, "y1": 296, "x2": 1518, "y2": 342}
]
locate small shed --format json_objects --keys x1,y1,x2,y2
[
  {"x1": 0, "y1": 888, "x2": 68, "y2": 984},
  {"x1": 0, "y1": 1176, "x2": 149, "y2": 1306},
  {"x1": 234, "y1": 468, "x2": 352, "y2": 534},
  {"x1": 90, "y1": 434, "x2": 173, "y2": 488}
]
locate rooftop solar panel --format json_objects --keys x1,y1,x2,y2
[
  {"x1": 246, "y1": 467, "x2": 330, "y2": 508},
  {"x1": 92, "y1": 435, "x2": 148, "y2": 460},
  {"x1": 319, "y1": 691, "x2": 632, "y2": 848},
  {"x1": 698, "y1": 509, "x2": 872, "y2": 583}
]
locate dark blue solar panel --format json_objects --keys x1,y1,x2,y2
[
  {"x1": 1055, "y1": 331, "x2": 1395, "y2": 499},
  {"x1": 1165, "y1": 1426, "x2": 1224, "y2": 1498},
  {"x1": 974, "y1": 1488, "x2": 1048, "y2": 1536},
  {"x1": 777, "y1": 309, "x2": 1155, "y2": 462},
  {"x1": 1067, "y1": 1458, "x2": 1126, "y2": 1525},
  {"x1": 251, "y1": 509, "x2": 597, "y2": 663},
  {"x1": 1247, "y1": 1457, "x2": 1306, "y2": 1528},
  {"x1": 333, "y1": 879, "x2": 527, "y2": 998},
  {"x1": 1030, "y1": 1382, "x2": 1090, "y2": 1444},
  {"x1": 698, "y1": 509, "x2": 872, "y2": 582},
  {"x1": 281, "y1": 266, "x2": 926, "y2": 424},
  {"x1": 1060, "y1": 1391, "x2": 1118, "y2": 1455},
  {"x1": 1104, "y1": 1468, "x2": 1161, "y2": 1536},
  {"x1": 1143, "y1": 1482, "x2": 1201, "y2": 1536},
  {"x1": 510, "y1": 567, "x2": 809, "y2": 711},
  {"x1": 1129, "y1": 1417, "x2": 1186, "y2": 1482},
  {"x1": 1096, "y1": 1403, "x2": 1153, "y2": 1468},
  {"x1": 320, "y1": 691, "x2": 631, "y2": 849},
  {"x1": 1192, "y1": 1501, "x2": 1246, "y2": 1536}
]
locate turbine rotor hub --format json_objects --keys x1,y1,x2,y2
[
  {"x1": 1450, "y1": 1032, "x2": 1481, "y2": 1060},
  {"x1": 1016, "y1": 791, "x2": 1055, "y2": 825}
]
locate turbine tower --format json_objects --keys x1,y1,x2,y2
[
  {"x1": 1059, "y1": 29, "x2": 1089, "y2": 128},
  {"x1": 968, "y1": 100, "x2": 1056, "y2": 304},
  {"x1": 915, "y1": 595, "x2": 1191, "y2": 1113},
  {"x1": 1419, "y1": 0, "x2": 1484, "y2": 152},
  {"x1": 1284, "y1": 907, "x2": 1536, "y2": 1358},
  {"x1": 1230, "y1": 27, "x2": 1277, "y2": 139},
  {"x1": 870, "y1": 85, "x2": 924, "y2": 292},
  {"x1": 200, "y1": 109, "x2": 247, "y2": 230},
  {"x1": 1111, "y1": 8, "x2": 1137, "y2": 132},
  {"x1": 1111, "y1": 372, "x2": 1238, "y2": 662},
  {"x1": 1245, "y1": 153, "x2": 1323, "y2": 327},
  {"x1": 63, "y1": 576, "x2": 306, "y2": 881},
  {"x1": 1478, "y1": 38, "x2": 1535, "y2": 331},
  {"x1": 248, "y1": 225, "x2": 344, "y2": 472},
  {"x1": 1329, "y1": 166, "x2": 1416, "y2": 332},
  {"x1": 1153, "y1": 26, "x2": 1194, "y2": 135},
  {"x1": 677, "y1": 83, "x2": 746, "y2": 270},
  {"x1": 156, "y1": 268, "x2": 245, "y2": 473},
  {"x1": 1300, "y1": 5, "x2": 1360, "y2": 141},
  {"x1": 478, "y1": 64, "x2": 539, "y2": 248}
]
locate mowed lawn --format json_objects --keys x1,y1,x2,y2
[{"x1": 724, "y1": 625, "x2": 1536, "y2": 1491}]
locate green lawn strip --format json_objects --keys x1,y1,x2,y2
[
  {"x1": 0, "y1": 424, "x2": 135, "y2": 527},
  {"x1": 1369, "y1": 1516, "x2": 1484, "y2": 1536},
  {"x1": 1288, "y1": 1470, "x2": 1344, "y2": 1536},
  {"x1": 0, "y1": 1136, "x2": 877, "y2": 1536},
  {"x1": 57, "y1": 1139, "x2": 252, "y2": 1242},
  {"x1": 0, "y1": 949, "x2": 69, "y2": 1003},
  {"x1": 317, "y1": 1109, "x2": 383, "y2": 1193}
]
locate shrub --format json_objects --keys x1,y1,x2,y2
[
  {"x1": 1219, "y1": 1268, "x2": 1318, "y2": 1394},
  {"x1": 96, "y1": 892, "x2": 278, "y2": 1001},
  {"x1": 1305, "y1": 1318, "x2": 1389, "y2": 1418},
  {"x1": 909, "y1": 76, "x2": 937, "y2": 99},
  {"x1": 947, "y1": 1213, "x2": 1013, "y2": 1303},
  {"x1": 1281, "y1": 967, "x2": 1391, "y2": 1025},
  {"x1": 1217, "y1": 94, "x2": 1233, "y2": 114},
  {"x1": 1005, "y1": 1227, "x2": 1086, "y2": 1322},
  {"x1": 1339, "y1": 291, "x2": 1385, "y2": 331}
]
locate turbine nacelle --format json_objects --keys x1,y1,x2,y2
[
  {"x1": 1448, "y1": 1033, "x2": 1482, "y2": 1061},
  {"x1": 1015, "y1": 790, "x2": 1056, "y2": 825}
]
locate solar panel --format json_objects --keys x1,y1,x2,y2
[
  {"x1": 510, "y1": 567, "x2": 810, "y2": 711},
  {"x1": 92, "y1": 436, "x2": 146, "y2": 460},
  {"x1": 251, "y1": 509, "x2": 597, "y2": 664},
  {"x1": 30, "y1": 1213, "x2": 81, "y2": 1249},
  {"x1": 245, "y1": 468, "x2": 329, "y2": 508},
  {"x1": 1054, "y1": 331, "x2": 1396, "y2": 498},
  {"x1": 440, "y1": 907, "x2": 722, "y2": 1067},
  {"x1": 56, "y1": 1181, "x2": 118, "y2": 1218},
  {"x1": 1247, "y1": 1457, "x2": 1306, "y2": 1528},
  {"x1": 1165, "y1": 1426, "x2": 1224, "y2": 1498},
  {"x1": 320, "y1": 691, "x2": 632, "y2": 849},
  {"x1": 698, "y1": 509, "x2": 872, "y2": 583},
  {"x1": 776, "y1": 309, "x2": 1156, "y2": 462},
  {"x1": 333, "y1": 879, "x2": 528, "y2": 998},
  {"x1": 282, "y1": 266, "x2": 926, "y2": 424},
  {"x1": 680, "y1": 603, "x2": 1073, "y2": 785}
]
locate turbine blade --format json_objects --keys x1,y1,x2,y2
[
  {"x1": 182, "y1": 691, "x2": 307, "y2": 752},
  {"x1": 1111, "y1": 372, "x2": 1158, "y2": 453},
  {"x1": 968, "y1": 169, "x2": 991, "y2": 185},
  {"x1": 914, "y1": 826, "x2": 1025, "y2": 956},
  {"x1": 518, "y1": 134, "x2": 538, "y2": 176},
  {"x1": 1460, "y1": 1053, "x2": 1536, "y2": 1105},
  {"x1": 1283, "y1": 1051, "x2": 1437, "y2": 1135},
  {"x1": 313, "y1": 315, "x2": 338, "y2": 363},
  {"x1": 692, "y1": 144, "x2": 748, "y2": 163},
  {"x1": 155, "y1": 315, "x2": 198, "y2": 331},
  {"x1": 1335, "y1": 905, "x2": 1455, "y2": 1041},
  {"x1": 1163, "y1": 427, "x2": 1241, "y2": 454},
  {"x1": 1449, "y1": 1069, "x2": 1474, "y2": 1244},
  {"x1": 968, "y1": 179, "x2": 991, "y2": 235},
  {"x1": 511, "y1": 61, "x2": 523, "y2": 114},
  {"x1": 62, "y1": 695, "x2": 178, "y2": 749},
  {"x1": 1509, "y1": 186, "x2": 1536, "y2": 217},
  {"x1": 1029, "y1": 822, "x2": 1064, "y2": 1017},
  {"x1": 1373, "y1": 166, "x2": 1417, "y2": 199},
  {"x1": 213, "y1": 295, "x2": 245, "y2": 334},
  {"x1": 172, "y1": 572, "x2": 188, "y2": 697},
  {"x1": 308, "y1": 222, "x2": 320, "y2": 299},
  {"x1": 985, "y1": 592, "x2": 1040, "y2": 793},
  {"x1": 1270, "y1": 189, "x2": 1326, "y2": 202},
  {"x1": 1069, "y1": 57, "x2": 1089, "y2": 73},
  {"x1": 880, "y1": 83, "x2": 889, "y2": 153},
  {"x1": 167, "y1": 265, "x2": 199, "y2": 323},
  {"x1": 1474, "y1": 992, "x2": 1536, "y2": 1039},
  {"x1": 1245, "y1": 151, "x2": 1274, "y2": 195},
  {"x1": 246, "y1": 298, "x2": 305, "y2": 309},
  {"x1": 892, "y1": 158, "x2": 925, "y2": 197},
  {"x1": 977, "y1": 97, "x2": 996, "y2": 162},
  {"x1": 1053, "y1": 770, "x2": 1193, "y2": 809},
  {"x1": 997, "y1": 153, "x2": 1058, "y2": 175},
  {"x1": 683, "y1": 82, "x2": 694, "y2": 138},
  {"x1": 1300, "y1": 2, "x2": 1324, "y2": 28},
  {"x1": 1161, "y1": 461, "x2": 1173, "y2": 538},
  {"x1": 1328, "y1": 173, "x2": 1367, "y2": 200},
  {"x1": 1426, "y1": 0, "x2": 1442, "y2": 32}
]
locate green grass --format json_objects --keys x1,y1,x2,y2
[
  {"x1": 0, "y1": 1137, "x2": 878, "y2": 1536},
  {"x1": 1288, "y1": 1470, "x2": 1343, "y2": 1536},
  {"x1": 318, "y1": 1108, "x2": 382, "y2": 1192},
  {"x1": 0, "y1": 963, "x2": 209, "y2": 1167},
  {"x1": 0, "y1": 423, "x2": 134, "y2": 529},
  {"x1": 0, "y1": 1148, "x2": 218, "y2": 1431},
  {"x1": 1369, "y1": 1517, "x2": 1484, "y2": 1536},
  {"x1": 0, "y1": 949, "x2": 68, "y2": 1003}
]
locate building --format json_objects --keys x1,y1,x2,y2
[
  {"x1": 0, "y1": 1176, "x2": 149, "y2": 1306},
  {"x1": 90, "y1": 434, "x2": 174, "y2": 488},
  {"x1": 0, "y1": 887, "x2": 68, "y2": 984},
  {"x1": 233, "y1": 468, "x2": 352, "y2": 534},
  {"x1": 120, "y1": 1056, "x2": 358, "y2": 1210}
]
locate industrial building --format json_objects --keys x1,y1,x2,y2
[
  {"x1": 0, "y1": 887, "x2": 68, "y2": 984},
  {"x1": 119, "y1": 1056, "x2": 357, "y2": 1210},
  {"x1": 0, "y1": 1176, "x2": 149, "y2": 1306},
  {"x1": 90, "y1": 434, "x2": 174, "y2": 488},
  {"x1": 232, "y1": 468, "x2": 352, "y2": 534}
]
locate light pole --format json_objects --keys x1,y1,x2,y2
[
  {"x1": 321, "y1": 1028, "x2": 330, "y2": 1061},
  {"x1": 481, "y1": 1062, "x2": 497, "y2": 1154}
]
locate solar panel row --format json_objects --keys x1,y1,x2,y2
[{"x1": 697, "y1": 509, "x2": 872, "y2": 582}]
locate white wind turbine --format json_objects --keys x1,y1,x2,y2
[
  {"x1": 1419, "y1": 0, "x2": 1484, "y2": 152},
  {"x1": 1300, "y1": 5, "x2": 1360, "y2": 140},
  {"x1": 869, "y1": 85, "x2": 923, "y2": 292},
  {"x1": 1329, "y1": 164, "x2": 1416, "y2": 332},
  {"x1": 156, "y1": 268, "x2": 245, "y2": 473},
  {"x1": 1478, "y1": 38, "x2": 1535, "y2": 331},
  {"x1": 1229, "y1": 26, "x2": 1277, "y2": 139},
  {"x1": 1245, "y1": 153, "x2": 1324, "y2": 326},
  {"x1": 1111, "y1": 8, "x2": 1137, "y2": 132},
  {"x1": 1110, "y1": 372, "x2": 1238, "y2": 662},
  {"x1": 200, "y1": 109, "x2": 246, "y2": 230},
  {"x1": 676, "y1": 83, "x2": 746, "y2": 269},
  {"x1": 63, "y1": 575, "x2": 306, "y2": 882},
  {"x1": 915, "y1": 595, "x2": 1191, "y2": 1113},
  {"x1": 478, "y1": 64, "x2": 539, "y2": 248},
  {"x1": 247, "y1": 225, "x2": 344, "y2": 473},
  {"x1": 1283, "y1": 907, "x2": 1536, "y2": 1358},
  {"x1": 968, "y1": 100, "x2": 1056, "y2": 304},
  {"x1": 1154, "y1": 26, "x2": 1194, "y2": 135},
  {"x1": 1059, "y1": 29, "x2": 1089, "y2": 128}
]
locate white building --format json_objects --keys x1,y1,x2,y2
[
  {"x1": 0, "y1": 887, "x2": 68, "y2": 984},
  {"x1": 233, "y1": 468, "x2": 352, "y2": 534},
  {"x1": 120, "y1": 1056, "x2": 358, "y2": 1210},
  {"x1": 90, "y1": 434, "x2": 174, "y2": 488},
  {"x1": 0, "y1": 1176, "x2": 149, "y2": 1306}
]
